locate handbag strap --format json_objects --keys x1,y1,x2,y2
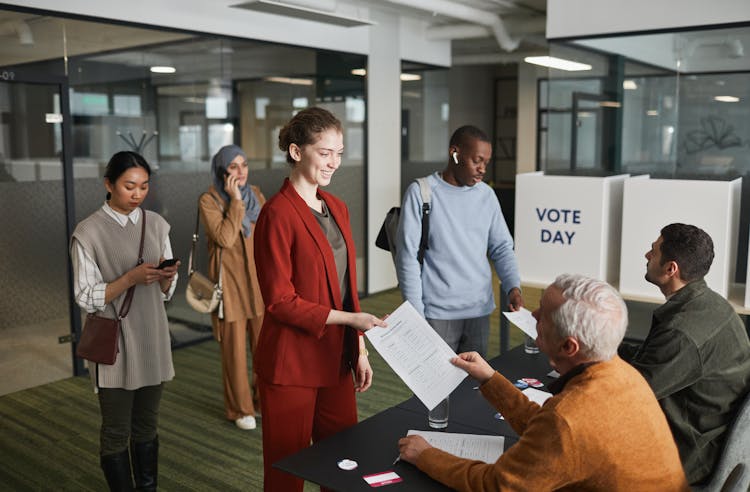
[
  {"x1": 188, "y1": 192, "x2": 224, "y2": 283},
  {"x1": 117, "y1": 208, "x2": 146, "y2": 320}
]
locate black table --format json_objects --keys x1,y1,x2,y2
[
  {"x1": 397, "y1": 346, "x2": 553, "y2": 435},
  {"x1": 274, "y1": 345, "x2": 553, "y2": 491}
]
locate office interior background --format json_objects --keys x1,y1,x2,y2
[{"x1": 1, "y1": 0, "x2": 750, "y2": 396}]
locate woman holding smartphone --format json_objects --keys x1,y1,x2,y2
[
  {"x1": 70, "y1": 151, "x2": 178, "y2": 491},
  {"x1": 199, "y1": 144, "x2": 266, "y2": 430},
  {"x1": 253, "y1": 107, "x2": 386, "y2": 491}
]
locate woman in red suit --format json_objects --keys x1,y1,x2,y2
[{"x1": 253, "y1": 107, "x2": 387, "y2": 491}]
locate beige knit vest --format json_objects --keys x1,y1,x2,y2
[{"x1": 73, "y1": 209, "x2": 175, "y2": 389}]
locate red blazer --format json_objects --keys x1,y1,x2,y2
[{"x1": 253, "y1": 178, "x2": 362, "y2": 387}]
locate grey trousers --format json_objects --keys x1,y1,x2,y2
[
  {"x1": 98, "y1": 384, "x2": 163, "y2": 456},
  {"x1": 426, "y1": 315, "x2": 490, "y2": 358}
]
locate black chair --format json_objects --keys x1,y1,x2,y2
[{"x1": 692, "y1": 392, "x2": 750, "y2": 492}]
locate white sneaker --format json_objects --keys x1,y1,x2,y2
[{"x1": 235, "y1": 415, "x2": 256, "y2": 430}]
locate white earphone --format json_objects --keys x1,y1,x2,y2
[{"x1": 452, "y1": 151, "x2": 459, "y2": 165}]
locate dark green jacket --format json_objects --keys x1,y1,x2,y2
[{"x1": 619, "y1": 279, "x2": 750, "y2": 484}]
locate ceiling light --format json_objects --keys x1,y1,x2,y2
[
  {"x1": 599, "y1": 101, "x2": 622, "y2": 108},
  {"x1": 714, "y1": 95, "x2": 739, "y2": 103},
  {"x1": 646, "y1": 110, "x2": 659, "y2": 116},
  {"x1": 150, "y1": 66, "x2": 176, "y2": 74},
  {"x1": 623, "y1": 80, "x2": 638, "y2": 90},
  {"x1": 351, "y1": 69, "x2": 421, "y2": 81},
  {"x1": 265, "y1": 76, "x2": 314, "y2": 86},
  {"x1": 523, "y1": 56, "x2": 592, "y2": 71}
]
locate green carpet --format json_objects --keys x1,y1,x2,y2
[{"x1": 0, "y1": 287, "x2": 524, "y2": 491}]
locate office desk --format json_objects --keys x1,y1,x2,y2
[{"x1": 274, "y1": 346, "x2": 553, "y2": 491}]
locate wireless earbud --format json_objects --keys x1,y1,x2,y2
[{"x1": 452, "y1": 152, "x2": 459, "y2": 165}]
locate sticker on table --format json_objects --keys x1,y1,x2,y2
[
  {"x1": 514, "y1": 379, "x2": 529, "y2": 389},
  {"x1": 337, "y1": 459, "x2": 358, "y2": 470},
  {"x1": 363, "y1": 471, "x2": 403, "y2": 487},
  {"x1": 521, "y1": 377, "x2": 544, "y2": 388}
]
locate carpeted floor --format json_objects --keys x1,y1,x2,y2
[{"x1": 0, "y1": 286, "x2": 524, "y2": 491}]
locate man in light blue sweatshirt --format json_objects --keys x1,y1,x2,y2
[{"x1": 395, "y1": 125, "x2": 523, "y2": 357}]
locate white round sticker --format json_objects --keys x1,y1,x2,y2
[{"x1": 337, "y1": 459, "x2": 358, "y2": 471}]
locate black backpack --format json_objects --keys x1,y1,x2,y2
[{"x1": 375, "y1": 177, "x2": 431, "y2": 266}]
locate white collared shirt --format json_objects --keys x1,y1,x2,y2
[{"x1": 71, "y1": 203, "x2": 177, "y2": 313}]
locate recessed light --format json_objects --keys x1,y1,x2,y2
[
  {"x1": 264, "y1": 76, "x2": 314, "y2": 86},
  {"x1": 714, "y1": 95, "x2": 739, "y2": 103},
  {"x1": 150, "y1": 66, "x2": 176, "y2": 74},
  {"x1": 523, "y1": 56, "x2": 592, "y2": 71},
  {"x1": 623, "y1": 80, "x2": 638, "y2": 90}
]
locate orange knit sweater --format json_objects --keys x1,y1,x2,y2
[{"x1": 417, "y1": 356, "x2": 689, "y2": 491}]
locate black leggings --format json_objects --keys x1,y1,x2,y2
[{"x1": 97, "y1": 384, "x2": 163, "y2": 456}]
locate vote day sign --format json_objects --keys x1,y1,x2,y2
[{"x1": 514, "y1": 172, "x2": 629, "y2": 285}]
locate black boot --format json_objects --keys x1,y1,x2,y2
[
  {"x1": 100, "y1": 449, "x2": 134, "y2": 492},
  {"x1": 131, "y1": 436, "x2": 158, "y2": 491}
]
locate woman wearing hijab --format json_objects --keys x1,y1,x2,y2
[{"x1": 200, "y1": 144, "x2": 265, "y2": 430}]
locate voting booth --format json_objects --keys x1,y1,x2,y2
[
  {"x1": 619, "y1": 176, "x2": 741, "y2": 302},
  {"x1": 514, "y1": 171, "x2": 629, "y2": 285}
]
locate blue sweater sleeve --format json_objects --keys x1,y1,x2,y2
[
  {"x1": 395, "y1": 182, "x2": 425, "y2": 316},
  {"x1": 488, "y1": 198, "x2": 521, "y2": 295}
]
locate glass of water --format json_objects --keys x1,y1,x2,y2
[
  {"x1": 428, "y1": 397, "x2": 449, "y2": 429},
  {"x1": 524, "y1": 335, "x2": 540, "y2": 354}
]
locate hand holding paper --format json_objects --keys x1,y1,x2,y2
[{"x1": 365, "y1": 301, "x2": 466, "y2": 410}]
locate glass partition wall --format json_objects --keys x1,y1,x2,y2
[
  {"x1": 0, "y1": 8, "x2": 366, "y2": 390},
  {"x1": 537, "y1": 23, "x2": 750, "y2": 277}
]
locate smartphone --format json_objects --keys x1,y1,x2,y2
[{"x1": 157, "y1": 258, "x2": 179, "y2": 269}]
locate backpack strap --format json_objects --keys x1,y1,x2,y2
[{"x1": 416, "y1": 177, "x2": 431, "y2": 265}]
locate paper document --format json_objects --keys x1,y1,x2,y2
[
  {"x1": 522, "y1": 387, "x2": 553, "y2": 406},
  {"x1": 407, "y1": 430, "x2": 504, "y2": 464},
  {"x1": 365, "y1": 301, "x2": 466, "y2": 410},
  {"x1": 502, "y1": 307, "x2": 537, "y2": 338}
]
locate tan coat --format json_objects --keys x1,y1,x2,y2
[
  {"x1": 199, "y1": 186, "x2": 265, "y2": 341},
  {"x1": 417, "y1": 357, "x2": 689, "y2": 491}
]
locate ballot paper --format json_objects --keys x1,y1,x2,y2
[
  {"x1": 407, "y1": 430, "x2": 505, "y2": 464},
  {"x1": 502, "y1": 307, "x2": 537, "y2": 338},
  {"x1": 365, "y1": 301, "x2": 466, "y2": 410},
  {"x1": 522, "y1": 387, "x2": 553, "y2": 406}
]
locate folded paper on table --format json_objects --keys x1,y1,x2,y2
[
  {"x1": 522, "y1": 387, "x2": 553, "y2": 406},
  {"x1": 365, "y1": 301, "x2": 466, "y2": 410},
  {"x1": 407, "y1": 430, "x2": 505, "y2": 464}
]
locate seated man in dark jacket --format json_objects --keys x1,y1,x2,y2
[{"x1": 619, "y1": 223, "x2": 750, "y2": 485}]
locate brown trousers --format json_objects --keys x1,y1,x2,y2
[{"x1": 219, "y1": 316, "x2": 263, "y2": 420}]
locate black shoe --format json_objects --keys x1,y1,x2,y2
[
  {"x1": 100, "y1": 449, "x2": 134, "y2": 492},
  {"x1": 131, "y1": 436, "x2": 158, "y2": 491}
]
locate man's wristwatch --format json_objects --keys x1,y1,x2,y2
[{"x1": 359, "y1": 347, "x2": 369, "y2": 357}]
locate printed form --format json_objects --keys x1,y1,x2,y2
[
  {"x1": 502, "y1": 307, "x2": 537, "y2": 338},
  {"x1": 407, "y1": 430, "x2": 505, "y2": 464},
  {"x1": 365, "y1": 301, "x2": 466, "y2": 410}
]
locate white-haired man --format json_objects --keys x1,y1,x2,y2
[{"x1": 398, "y1": 274, "x2": 688, "y2": 491}]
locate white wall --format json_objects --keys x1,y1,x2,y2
[
  {"x1": 366, "y1": 9, "x2": 402, "y2": 293},
  {"x1": 548, "y1": 0, "x2": 750, "y2": 40},
  {"x1": 516, "y1": 62, "x2": 544, "y2": 174}
]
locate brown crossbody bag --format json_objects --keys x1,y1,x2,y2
[{"x1": 76, "y1": 209, "x2": 146, "y2": 365}]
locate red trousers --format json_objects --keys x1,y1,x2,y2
[{"x1": 258, "y1": 373, "x2": 357, "y2": 492}]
